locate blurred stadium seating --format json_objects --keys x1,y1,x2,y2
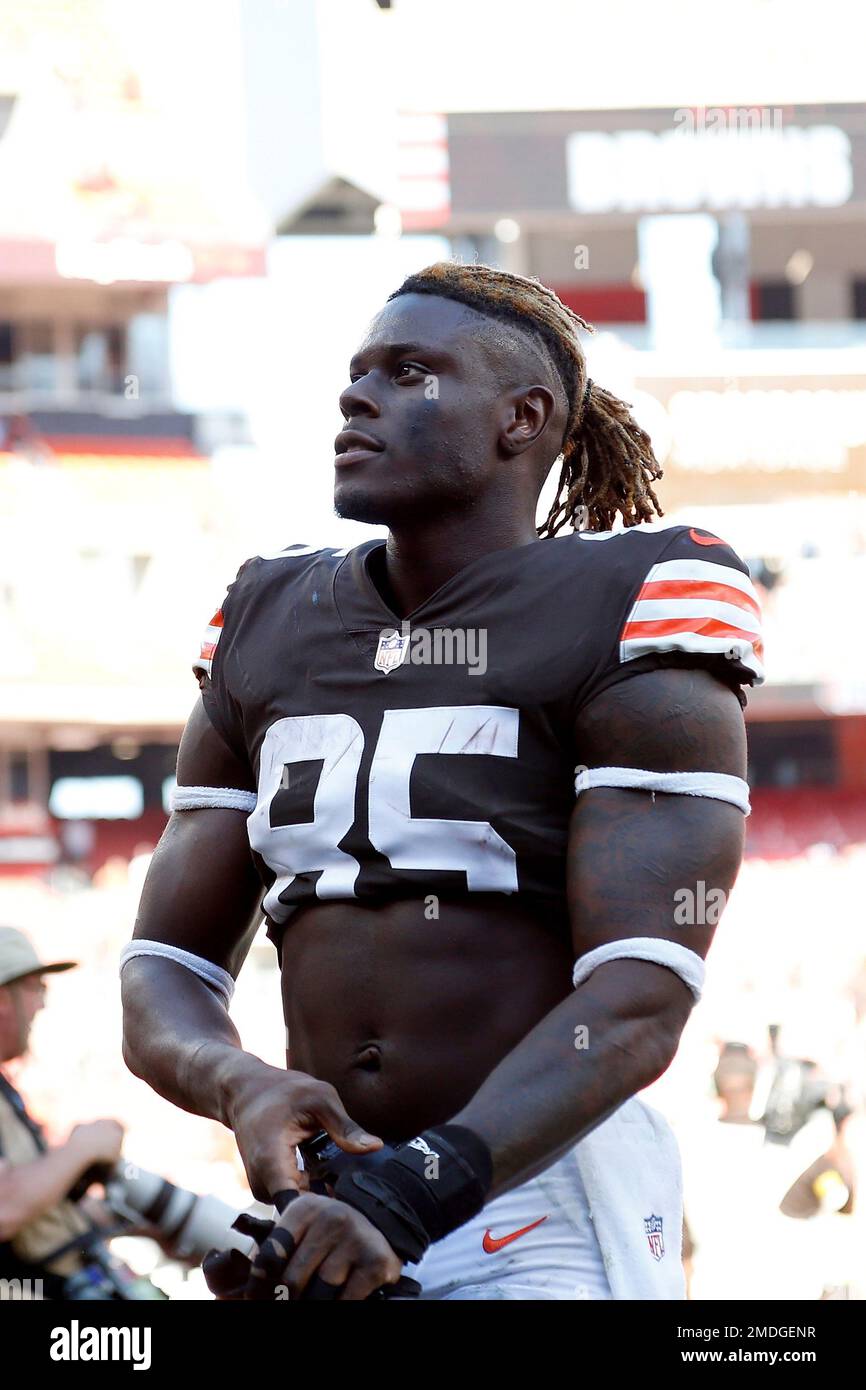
[{"x1": 1, "y1": 0, "x2": 864, "y2": 1299}]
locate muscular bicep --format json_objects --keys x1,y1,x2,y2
[
  {"x1": 132, "y1": 697, "x2": 262, "y2": 975},
  {"x1": 177, "y1": 688, "x2": 256, "y2": 792},
  {"x1": 568, "y1": 667, "x2": 747, "y2": 963}
]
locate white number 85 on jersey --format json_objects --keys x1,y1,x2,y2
[{"x1": 247, "y1": 706, "x2": 520, "y2": 923}]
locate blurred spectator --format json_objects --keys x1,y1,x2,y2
[
  {"x1": 58, "y1": 821, "x2": 96, "y2": 872},
  {"x1": 714, "y1": 1042, "x2": 758, "y2": 1122},
  {"x1": 0, "y1": 926, "x2": 126, "y2": 1298},
  {"x1": 680, "y1": 1039, "x2": 862, "y2": 1300}
]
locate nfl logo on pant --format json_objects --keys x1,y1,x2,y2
[{"x1": 643, "y1": 1214, "x2": 665, "y2": 1261}]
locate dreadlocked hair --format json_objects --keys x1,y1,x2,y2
[{"x1": 388, "y1": 261, "x2": 664, "y2": 535}]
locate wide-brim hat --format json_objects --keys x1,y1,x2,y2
[{"x1": 0, "y1": 926, "x2": 77, "y2": 987}]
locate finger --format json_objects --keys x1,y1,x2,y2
[
  {"x1": 246, "y1": 1195, "x2": 325, "y2": 1300},
  {"x1": 332, "y1": 1128, "x2": 383, "y2": 1153},
  {"x1": 273, "y1": 1188, "x2": 301, "y2": 1215},
  {"x1": 202, "y1": 1247, "x2": 252, "y2": 1300},
  {"x1": 302, "y1": 1272, "x2": 344, "y2": 1301},
  {"x1": 279, "y1": 1220, "x2": 341, "y2": 1300},
  {"x1": 311, "y1": 1091, "x2": 383, "y2": 1154},
  {"x1": 245, "y1": 1225, "x2": 297, "y2": 1301},
  {"x1": 257, "y1": 1144, "x2": 304, "y2": 1203},
  {"x1": 230, "y1": 1211, "x2": 275, "y2": 1243},
  {"x1": 313, "y1": 1247, "x2": 354, "y2": 1292},
  {"x1": 244, "y1": 1138, "x2": 301, "y2": 1202},
  {"x1": 249, "y1": 1170, "x2": 300, "y2": 1206},
  {"x1": 338, "y1": 1266, "x2": 392, "y2": 1302}
]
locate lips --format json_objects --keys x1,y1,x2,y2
[{"x1": 334, "y1": 428, "x2": 385, "y2": 466}]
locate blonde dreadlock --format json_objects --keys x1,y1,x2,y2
[{"x1": 388, "y1": 261, "x2": 664, "y2": 535}]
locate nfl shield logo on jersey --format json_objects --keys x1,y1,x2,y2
[
  {"x1": 374, "y1": 628, "x2": 410, "y2": 674},
  {"x1": 644, "y1": 1214, "x2": 665, "y2": 1261}
]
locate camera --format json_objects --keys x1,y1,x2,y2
[
  {"x1": 762, "y1": 1058, "x2": 834, "y2": 1144},
  {"x1": 100, "y1": 1160, "x2": 259, "y2": 1265},
  {"x1": 61, "y1": 1159, "x2": 260, "y2": 1299}
]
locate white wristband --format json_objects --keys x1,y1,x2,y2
[
  {"x1": 119, "y1": 940, "x2": 235, "y2": 1005},
  {"x1": 170, "y1": 785, "x2": 257, "y2": 812},
  {"x1": 572, "y1": 937, "x2": 705, "y2": 1002},
  {"x1": 574, "y1": 766, "x2": 750, "y2": 815}
]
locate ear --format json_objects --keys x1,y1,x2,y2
[{"x1": 498, "y1": 385, "x2": 557, "y2": 457}]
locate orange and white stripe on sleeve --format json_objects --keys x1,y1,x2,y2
[
  {"x1": 619, "y1": 557, "x2": 764, "y2": 682},
  {"x1": 192, "y1": 608, "x2": 224, "y2": 681}
]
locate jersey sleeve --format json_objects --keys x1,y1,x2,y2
[
  {"x1": 191, "y1": 559, "x2": 255, "y2": 762},
  {"x1": 584, "y1": 525, "x2": 764, "y2": 709}
]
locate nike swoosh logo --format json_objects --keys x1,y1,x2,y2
[
  {"x1": 482, "y1": 1215, "x2": 549, "y2": 1253},
  {"x1": 689, "y1": 528, "x2": 725, "y2": 547}
]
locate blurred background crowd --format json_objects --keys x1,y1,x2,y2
[{"x1": 1, "y1": 0, "x2": 865, "y2": 1298}]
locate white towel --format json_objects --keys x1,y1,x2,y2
[{"x1": 575, "y1": 1097, "x2": 686, "y2": 1299}]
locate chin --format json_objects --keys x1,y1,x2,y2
[
  {"x1": 334, "y1": 483, "x2": 419, "y2": 529},
  {"x1": 334, "y1": 490, "x2": 386, "y2": 526}
]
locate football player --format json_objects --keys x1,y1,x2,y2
[{"x1": 121, "y1": 262, "x2": 763, "y2": 1300}]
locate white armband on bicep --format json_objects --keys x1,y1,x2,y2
[
  {"x1": 119, "y1": 941, "x2": 235, "y2": 1006},
  {"x1": 572, "y1": 937, "x2": 705, "y2": 1002},
  {"x1": 170, "y1": 786, "x2": 257, "y2": 812},
  {"x1": 574, "y1": 766, "x2": 750, "y2": 815}
]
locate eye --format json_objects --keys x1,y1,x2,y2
[{"x1": 394, "y1": 361, "x2": 426, "y2": 379}]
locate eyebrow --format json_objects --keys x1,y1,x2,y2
[{"x1": 348, "y1": 341, "x2": 451, "y2": 374}]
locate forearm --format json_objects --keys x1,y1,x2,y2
[
  {"x1": 451, "y1": 959, "x2": 690, "y2": 1197},
  {"x1": 453, "y1": 673, "x2": 746, "y2": 1193},
  {"x1": 121, "y1": 957, "x2": 279, "y2": 1126},
  {"x1": 0, "y1": 1142, "x2": 94, "y2": 1240}
]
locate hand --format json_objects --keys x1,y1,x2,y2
[
  {"x1": 246, "y1": 1192, "x2": 403, "y2": 1301},
  {"x1": 77, "y1": 1195, "x2": 118, "y2": 1229},
  {"x1": 67, "y1": 1119, "x2": 125, "y2": 1169},
  {"x1": 225, "y1": 1065, "x2": 383, "y2": 1203}
]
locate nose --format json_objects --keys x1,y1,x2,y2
[{"x1": 338, "y1": 374, "x2": 381, "y2": 422}]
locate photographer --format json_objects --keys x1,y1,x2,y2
[
  {"x1": 0, "y1": 926, "x2": 126, "y2": 1298},
  {"x1": 681, "y1": 1038, "x2": 859, "y2": 1299}
]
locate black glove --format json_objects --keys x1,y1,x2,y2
[{"x1": 307, "y1": 1125, "x2": 494, "y2": 1265}]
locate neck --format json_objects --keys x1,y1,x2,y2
[{"x1": 382, "y1": 504, "x2": 539, "y2": 618}]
